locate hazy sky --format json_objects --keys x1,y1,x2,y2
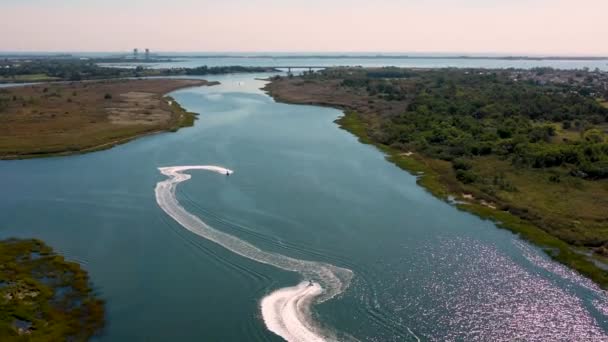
[{"x1": 1, "y1": 0, "x2": 607, "y2": 55}]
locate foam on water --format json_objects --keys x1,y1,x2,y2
[
  {"x1": 155, "y1": 166, "x2": 354, "y2": 342},
  {"x1": 261, "y1": 282, "x2": 326, "y2": 342}
]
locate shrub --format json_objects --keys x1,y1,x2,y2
[
  {"x1": 452, "y1": 158, "x2": 472, "y2": 171},
  {"x1": 456, "y1": 170, "x2": 478, "y2": 184},
  {"x1": 548, "y1": 174, "x2": 561, "y2": 183}
]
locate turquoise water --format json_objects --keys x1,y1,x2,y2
[{"x1": 2, "y1": 73, "x2": 608, "y2": 341}]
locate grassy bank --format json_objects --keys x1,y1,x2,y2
[
  {"x1": 337, "y1": 111, "x2": 608, "y2": 287},
  {"x1": 165, "y1": 95, "x2": 199, "y2": 131}
]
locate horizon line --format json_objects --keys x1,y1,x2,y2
[{"x1": 2, "y1": 51, "x2": 608, "y2": 59}]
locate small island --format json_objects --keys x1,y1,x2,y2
[
  {"x1": 0, "y1": 78, "x2": 214, "y2": 159},
  {"x1": 0, "y1": 238, "x2": 104, "y2": 340}
]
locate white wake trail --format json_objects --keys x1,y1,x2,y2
[{"x1": 155, "y1": 165, "x2": 354, "y2": 342}]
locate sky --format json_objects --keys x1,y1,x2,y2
[{"x1": 1, "y1": 0, "x2": 607, "y2": 55}]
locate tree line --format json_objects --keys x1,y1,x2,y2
[{"x1": 333, "y1": 68, "x2": 608, "y2": 180}]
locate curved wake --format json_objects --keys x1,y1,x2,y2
[{"x1": 155, "y1": 165, "x2": 354, "y2": 342}]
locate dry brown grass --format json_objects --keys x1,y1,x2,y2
[
  {"x1": 0, "y1": 78, "x2": 211, "y2": 158},
  {"x1": 264, "y1": 78, "x2": 409, "y2": 117}
]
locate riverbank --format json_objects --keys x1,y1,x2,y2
[
  {"x1": 264, "y1": 72, "x2": 608, "y2": 288},
  {"x1": 336, "y1": 112, "x2": 608, "y2": 287},
  {"x1": 0, "y1": 79, "x2": 215, "y2": 159}
]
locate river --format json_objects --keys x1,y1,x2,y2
[{"x1": 1, "y1": 72, "x2": 608, "y2": 341}]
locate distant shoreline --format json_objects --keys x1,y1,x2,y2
[
  {"x1": 155, "y1": 55, "x2": 608, "y2": 61},
  {"x1": 2, "y1": 53, "x2": 607, "y2": 62}
]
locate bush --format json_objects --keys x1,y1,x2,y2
[
  {"x1": 579, "y1": 160, "x2": 608, "y2": 179},
  {"x1": 548, "y1": 174, "x2": 561, "y2": 183},
  {"x1": 452, "y1": 158, "x2": 472, "y2": 171},
  {"x1": 583, "y1": 129, "x2": 604, "y2": 143},
  {"x1": 456, "y1": 170, "x2": 478, "y2": 184},
  {"x1": 104, "y1": 93, "x2": 112, "y2": 100}
]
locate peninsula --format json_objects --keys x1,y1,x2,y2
[{"x1": 0, "y1": 79, "x2": 214, "y2": 159}]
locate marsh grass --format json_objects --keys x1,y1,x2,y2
[{"x1": 0, "y1": 239, "x2": 104, "y2": 341}]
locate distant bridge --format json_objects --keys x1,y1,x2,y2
[{"x1": 270, "y1": 66, "x2": 329, "y2": 73}]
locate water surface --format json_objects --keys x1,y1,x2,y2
[
  {"x1": 98, "y1": 53, "x2": 608, "y2": 71},
  {"x1": 1, "y1": 74, "x2": 608, "y2": 341}
]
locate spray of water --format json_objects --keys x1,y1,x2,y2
[{"x1": 155, "y1": 166, "x2": 354, "y2": 342}]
